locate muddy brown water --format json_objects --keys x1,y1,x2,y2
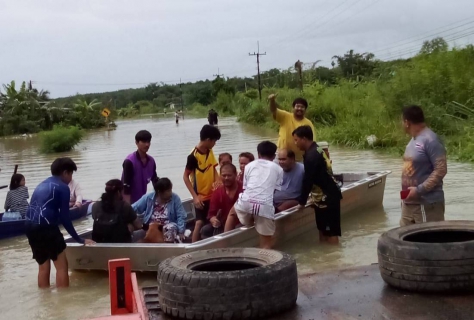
[{"x1": 0, "y1": 117, "x2": 472, "y2": 320}]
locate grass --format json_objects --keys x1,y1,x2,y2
[
  {"x1": 208, "y1": 46, "x2": 474, "y2": 162},
  {"x1": 39, "y1": 125, "x2": 84, "y2": 153}
]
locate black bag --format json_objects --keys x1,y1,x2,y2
[{"x1": 91, "y1": 202, "x2": 131, "y2": 243}]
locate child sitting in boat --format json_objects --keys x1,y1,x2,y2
[
  {"x1": 91, "y1": 179, "x2": 143, "y2": 243},
  {"x1": 132, "y1": 178, "x2": 187, "y2": 243},
  {"x1": 3, "y1": 173, "x2": 29, "y2": 220}
]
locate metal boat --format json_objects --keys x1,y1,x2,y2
[
  {"x1": 66, "y1": 171, "x2": 391, "y2": 272},
  {"x1": 0, "y1": 200, "x2": 93, "y2": 240}
]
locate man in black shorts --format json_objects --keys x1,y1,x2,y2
[
  {"x1": 293, "y1": 125, "x2": 342, "y2": 244},
  {"x1": 25, "y1": 158, "x2": 94, "y2": 288}
]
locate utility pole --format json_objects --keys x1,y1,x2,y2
[
  {"x1": 249, "y1": 41, "x2": 266, "y2": 101},
  {"x1": 213, "y1": 68, "x2": 224, "y2": 78}
]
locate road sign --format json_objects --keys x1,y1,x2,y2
[{"x1": 101, "y1": 108, "x2": 111, "y2": 117}]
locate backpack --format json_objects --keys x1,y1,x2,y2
[{"x1": 91, "y1": 202, "x2": 131, "y2": 243}]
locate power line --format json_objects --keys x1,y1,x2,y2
[
  {"x1": 266, "y1": 0, "x2": 353, "y2": 50},
  {"x1": 377, "y1": 26, "x2": 474, "y2": 60},
  {"x1": 372, "y1": 18, "x2": 474, "y2": 54},
  {"x1": 249, "y1": 41, "x2": 266, "y2": 101},
  {"x1": 378, "y1": 29, "x2": 474, "y2": 61},
  {"x1": 289, "y1": 0, "x2": 366, "y2": 44},
  {"x1": 333, "y1": 0, "x2": 382, "y2": 28}
]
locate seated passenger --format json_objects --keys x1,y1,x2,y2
[
  {"x1": 274, "y1": 149, "x2": 305, "y2": 212},
  {"x1": 132, "y1": 178, "x2": 186, "y2": 243},
  {"x1": 201, "y1": 163, "x2": 243, "y2": 239},
  {"x1": 237, "y1": 152, "x2": 255, "y2": 183},
  {"x1": 91, "y1": 179, "x2": 142, "y2": 243},
  {"x1": 219, "y1": 153, "x2": 233, "y2": 167},
  {"x1": 68, "y1": 179, "x2": 83, "y2": 208},
  {"x1": 212, "y1": 153, "x2": 233, "y2": 191},
  {"x1": 3, "y1": 173, "x2": 29, "y2": 220}
]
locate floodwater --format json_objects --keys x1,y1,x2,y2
[{"x1": 0, "y1": 117, "x2": 473, "y2": 320}]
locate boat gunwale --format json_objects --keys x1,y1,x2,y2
[{"x1": 65, "y1": 170, "x2": 391, "y2": 248}]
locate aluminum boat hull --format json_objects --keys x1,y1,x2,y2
[{"x1": 66, "y1": 171, "x2": 390, "y2": 271}]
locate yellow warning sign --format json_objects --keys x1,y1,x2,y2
[{"x1": 101, "y1": 108, "x2": 111, "y2": 117}]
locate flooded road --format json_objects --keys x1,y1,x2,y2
[{"x1": 0, "y1": 117, "x2": 473, "y2": 320}]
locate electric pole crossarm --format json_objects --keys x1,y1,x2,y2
[{"x1": 249, "y1": 41, "x2": 266, "y2": 101}]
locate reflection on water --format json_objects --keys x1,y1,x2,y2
[{"x1": 0, "y1": 117, "x2": 473, "y2": 320}]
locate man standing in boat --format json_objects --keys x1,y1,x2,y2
[
  {"x1": 25, "y1": 158, "x2": 94, "y2": 288},
  {"x1": 122, "y1": 130, "x2": 159, "y2": 204},
  {"x1": 293, "y1": 126, "x2": 342, "y2": 245},
  {"x1": 269, "y1": 94, "x2": 315, "y2": 162},
  {"x1": 401, "y1": 105, "x2": 447, "y2": 225},
  {"x1": 183, "y1": 124, "x2": 221, "y2": 242}
]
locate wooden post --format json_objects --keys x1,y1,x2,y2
[
  {"x1": 14, "y1": 165, "x2": 18, "y2": 174},
  {"x1": 108, "y1": 258, "x2": 133, "y2": 315}
]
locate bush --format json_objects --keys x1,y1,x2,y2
[{"x1": 39, "y1": 126, "x2": 84, "y2": 153}]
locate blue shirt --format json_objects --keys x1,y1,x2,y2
[
  {"x1": 402, "y1": 128, "x2": 447, "y2": 204},
  {"x1": 274, "y1": 162, "x2": 305, "y2": 206},
  {"x1": 131, "y1": 192, "x2": 187, "y2": 234},
  {"x1": 26, "y1": 176, "x2": 84, "y2": 243}
]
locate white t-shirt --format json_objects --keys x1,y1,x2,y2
[{"x1": 239, "y1": 159, "x2": 283, "y2": 206}]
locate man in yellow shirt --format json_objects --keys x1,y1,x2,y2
[{"x1": 269, "y1": 94, "x2": 315, "y2": 162}]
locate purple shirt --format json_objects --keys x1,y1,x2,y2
[{"x1": 122, "y1": 151, "x2": 158, "y2": 204}]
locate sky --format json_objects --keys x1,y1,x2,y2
[{"x1": 1, "y1": 0, "x2": 473, "y2": 98}]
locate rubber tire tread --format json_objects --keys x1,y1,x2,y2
[
  {"x1": 157, "y1": 251, "x2": 298, "y2": 319},
  {"x1": 377, "y1": 221, "x2": 474, "y2": 293}
]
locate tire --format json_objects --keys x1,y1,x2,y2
[
  {"x1": 157, "y1": 248, "x2": 298, "y2": 319},
  {"x1": 377, "y1": 220, "x2": 474, "y2": 293}
]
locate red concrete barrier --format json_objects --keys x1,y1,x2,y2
[{"x1": 84, "y1": 258, "x2": 148, "y2": 320}]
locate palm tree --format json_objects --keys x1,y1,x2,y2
[{"x1": 74, "y1": 98, "x2": 101, "y2": 112}]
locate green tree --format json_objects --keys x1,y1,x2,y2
[
  {"x1": 419, "y1": 37, "x2": 449, "y2": 55},
  {"x1": 332, "y1": 50, "x2": 377, "y2": 80}
]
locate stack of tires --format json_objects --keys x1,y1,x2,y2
[
  {"x1": 378, "y1": 221, "x2": 474, "y2": 293},
  {"x1": 157, "y1": 248, "x2": 298, "y2": 319}
]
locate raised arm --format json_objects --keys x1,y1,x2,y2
[{"x1": 268, "y1": 94, "x2": 279, "y2": 120}]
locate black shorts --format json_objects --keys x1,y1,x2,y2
[
  {"x1": 194, "y1": 200, "x2": 210, "y2": 222},
  {"x1": 314, "y1": 201, "x2": 341, "y2": 237},
  {"x1": 26, "y1": 224, "x2": 67, "y2": 265}
]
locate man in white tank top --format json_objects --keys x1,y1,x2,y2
[{"x1": 224, "y1": 141, "x2": 283, "y2": 249}]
